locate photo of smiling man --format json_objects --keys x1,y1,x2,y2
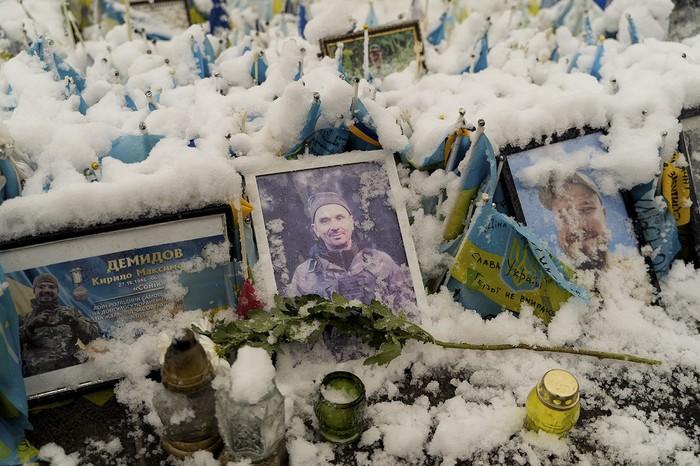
[{"x1": 290, "y1": 191, "x2": 414, "y2": 308}]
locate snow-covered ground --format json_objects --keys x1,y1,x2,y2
[{"x1": 2, "y1": 0, "x2": 700, "y2": 464}]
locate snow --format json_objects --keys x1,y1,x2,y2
[
  {"x1": 218, "y1": 345, "x2": 276, "y2": 404},
  {"x1": 2, "y1": 0, "x2": 700, "y2": 464}
]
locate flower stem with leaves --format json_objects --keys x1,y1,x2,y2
[{"x1": 193, "y1": 294, "x2": 661, "y2": 366}]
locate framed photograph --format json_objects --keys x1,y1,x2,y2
[
  {"x1": 319, "y1": 20, "x2": 423, "y2": 81},
  {"x1": 678, "y1": 111, "x2": 700, "y2": 264},
  {"x1": 243, "y1": 151, "x2": 426, "y2": 315},
  {"x1": 502, "y1": 132, "x2": 644, "y2": 274},
  {"x1": 129, "y1": 0, "x2": 191, "y2": 33},
  {"x1": 0, "y1": 205, "x2": 235, "y2": 399}
]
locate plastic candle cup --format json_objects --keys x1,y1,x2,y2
[
  {"x1": 314, "y1": 371, "x2": 366, "y2": 444},
  {"x1": 525, "y1": 369, "x2": 580, "y2": 437}
]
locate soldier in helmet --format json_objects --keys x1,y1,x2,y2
[{"x1": 19, "y1": 273, "x2": 101, "y2": 376}]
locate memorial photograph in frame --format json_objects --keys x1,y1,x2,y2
[
  {"x1": 243, "y1": 151, "x2": 426, "y2": 315},
  {"x1": 0, "y1": 205, "x2": 235, "y2": 399},
  {"x1": 678, "y1": 110, "x2": 700, "y2": 264},
  {"x1": 320, "y1": 20, "x2": 423, "y2": 81},
  {"x1": 502, "y1": 132, "x2": 642, "y2": 274},
  {"x1": 129, "y1": 0, "x2": 191, "y2": 34}
]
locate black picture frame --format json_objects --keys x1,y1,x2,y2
[
  {"x1": 0, "y1": 205, "x2": 235, "y2": 400},
  {"x1": 319, "y1": 20, "x2": 424, "y2": 81},
  {"x1": 678, "y1": 109, "x2": 700, "y2": 266}
]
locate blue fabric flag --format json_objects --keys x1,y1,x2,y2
[
  {"x1": 203, "y1": 35, "x2": 217, "y2": 63},
  {"x1": 461, "y1": 30, "x2": 488, "y2": 73},
  {"x1": 250, "y1": 53, "x2": 268, "y2": 84},
  {"x1": 191, "y1": 38, "x2": 210, "y2": 79},
  {"x1": 0, "y1": 265, "x2": 33, "y2": 466},
  {"x1": 107, "y1": 133, "x2": 165, "y2": 164},
  {"x1": 366, "y1": 3, "x2": 379, "y2": 27},
  {"x1": 627, "y1": 14, "x2": 639, "y2": 44},
  {"x1": 284, "y1": 95, "x2": 322, "y2": 157},
  {"x1": 101, "y1": 0, "x2": 125, "y2": 24},
  {"x1": 589, "y1": 41, "x2": 604, "y2": 80},
  {"x1": 27, "y1": 37, "x2": 86, "y2": 92},
  {"x1": 124, "y1": 93, "x2": 138, "y2": 111},
  {"x1": 298, "y1": 2, "x2": 308, "y2": 39},
  {"x1": 591, "y1": 0, "x2": 608, "y2": 9},
  {"x1": 552, "y1": 0, "x2": 574, "y2": 30},
  {"x1": 307, "y1": 127, "x2": 351, "y2": 155},
  {"x1": 583, "y1": 15, "x2": 594, "y2": 46},
  {"x1": 347, "y1": 98, "x2": 381, "y2": 151},
  {"x1": 550, "y1": 45, "x2": 560, "y2": 61},
  {"x1": 427, "y1": 12, "x2": 449, "y2": 46},
  {"x1": 209, "y1": 0, "x2": 231, "y2": 36},
  {"x1": 629, "y1": 181, "x2": 681, "y2": 277},
  {"x1": 0, "y1": 158, "x2": 21, "y2": 204},
  {"x1": 408, "y1": 127, "x2": 471, "y2": 171}
]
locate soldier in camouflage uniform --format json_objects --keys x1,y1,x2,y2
[
  {"x1": 290, "y1": 192, "x2": 415, "y2": 311},
  {"x1": 19, "y1": 273, "x2": 101, "y2": 377}
]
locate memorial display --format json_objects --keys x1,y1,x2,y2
[{"x1": 0, "y1": 0, "x2": 699, "y2": 464}]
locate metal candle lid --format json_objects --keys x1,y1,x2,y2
[
  {"x1": 161, "y1": 328, "x2": 213, "y2": 393},
  {"x1": 536, "y1": 369, "x2": 580, "y2": 411}
]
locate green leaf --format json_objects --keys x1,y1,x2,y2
[{"x1": 363, "y1": 339, "x2": 402, "y2": 366}]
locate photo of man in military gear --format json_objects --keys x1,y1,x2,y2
[
  {"x1": 19, "y1": 273, "x2": 101, "y2": 377},
  {"x1": 290, "y1": 192, "x2": 415, "y2": 310}
]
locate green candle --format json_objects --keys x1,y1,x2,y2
[{"x1": 314, "y1": 372, "x2": 366, "y2": 444}]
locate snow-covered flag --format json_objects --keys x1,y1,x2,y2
[
  {"x1": 284, "y1": 93, "x2": 321, "y2": 158},
  {"x1": 627, "y1": 13, "x2": 639, "y2": 44},
  {"x1": 629, "y1": 179, "x2": 681, "y2": 278},
  {"x1": 461, "y1": 29, "x2": 488, "y2": 74},
  {"x1": 347, "y1": 98, "x2": 381, "y2": 151},
  {"x1": 251, "y1": 51, "x2": 268, "y2": 85},
  {"x1": 107, "y1": 128, "x2": 164, "y2": 164},
  {"x1": 366, "y1": 2, "x2": 379, "y2": 27},
  {"x1": 444, "y1": 132, "x2": 589, "y2": 322},
  {"x1": 0, "y1": 265, "x2": 34, "y2": 464},
  {"x1": 209, "y1": 0, "x2": 231, "y2": 36},
  {"x1": 298, "y1": 1, "x2": 308, "y2": 39},
  {"x1": 427, "y1": 12, "x2": 454, "y2": 46}
]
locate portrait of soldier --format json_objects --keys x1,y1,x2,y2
[
  {"x1": 369, "y1": 43, "x2": 383, "y2": 69},
  {"x1": 289, "y1": 191, "x2": 415, "y2": 310},
  {"x1": 19, "y1": 273, "x2": 101, "y2": 377},
  {"x1": 538, "y1": 172, "x2": 612, "y2": 271}
]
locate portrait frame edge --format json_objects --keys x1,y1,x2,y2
[
  {"x1": 678, "y1": 108, "x2": 700, "y2": 267},
  {"x1": 0, "y1": 204, "x2": 236, "y2": 401},
  {"x1": 242, "y1": 150, "x2": 428, "y2": 312}
]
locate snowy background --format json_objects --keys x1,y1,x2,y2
[{"x1": 2, "y1": 0, "x2": 700, "y2": 464}]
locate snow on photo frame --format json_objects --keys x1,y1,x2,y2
[
  {"x1": 501, "y1": 131, "x2": 652, "y2": 280},
  {"x1": 0, "y1": 205, "x2": 236, "y2": 400},
  {"x1": 676, "y1": 110, "x2": 700, "y2": 266},
  {"x1": 319, "y1": 20, "x2": 424, "y2": 82},
  {"x1": 243, "y1": 151, "x2": 426, "y2": 317},
  {"x1": 129, "y1": 0, "x2": 191, "y2": 31}
]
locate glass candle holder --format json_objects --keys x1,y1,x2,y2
[
  {"x1": 314, "y1": 371, "x2": 366, "y2": 444},
  {"x1": 525, "y1": 369, "x2": 580, "y2": 437},
  {"x1": 215, "y1": 380, "x2": 286, "y2": 463}
]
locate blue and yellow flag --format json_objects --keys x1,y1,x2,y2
[
  {"x1": 629, "y1": 179, "x2": 681, "y2": 277},
  {"x1": 444, "y1": 132, "x2": 588, "y2": 322},
  {"x1": 0, "y1": 266, "x2": 35, "y2": 465}
]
